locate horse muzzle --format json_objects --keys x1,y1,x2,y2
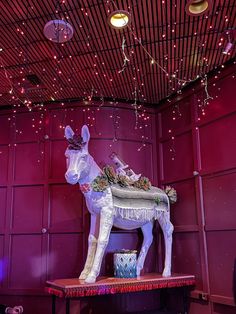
[{"x1": 65, "y1": 170, "x2": 79, "y2": 184}]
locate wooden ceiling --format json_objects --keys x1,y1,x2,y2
[{"x1": 0, "y1": 0, "x2": 235, "y2": 109}]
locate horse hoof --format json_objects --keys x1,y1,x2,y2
[
  {"x1": 162, "y1": 269, "x2": 171, "y2": 277},
  {"x1": 79, "y1": 273, "x2": 88, "y2": 280},
  {"x1": 79, "y1": 269, "x2": 90, "y2": 280},
  {"x1": 85, "y1": 274, "x2": 96, "y2": 283}
]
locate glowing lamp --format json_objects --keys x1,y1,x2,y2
[
  {"x1": 185, "y1": 0, "x2": 212, "y2": 16},
  {"x1": 223, "y1": 42, "x2": 233, "y2": 55},
  {"x1": 108, "y1": 10, "x2": 130, "y2": 30}
]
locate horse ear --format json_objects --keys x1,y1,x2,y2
[
  {"x1": 65, "y1": 125, "x2": 74, "y2": 139},
  {"x1": 81, "y1": 125, "x2": 90, "y2": 143}
]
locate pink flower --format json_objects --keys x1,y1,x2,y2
[{"x1": 80, "y1": 183, "x2": 91, "y2": 193}]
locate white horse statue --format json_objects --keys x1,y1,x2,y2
[{"x1": 64, "y1": 125, "x2": 174, "y2": 284}]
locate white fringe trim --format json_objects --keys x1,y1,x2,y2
[{"x1": 114, "y1": 206, "x2": 166, "y2": 222}]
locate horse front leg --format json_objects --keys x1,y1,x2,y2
[
  {"x1": 85, "y1": 207, "x2": 114, "y2": 283},
  {"x1": 79, "y1": 214, "x2": 99, "y2": 280},
  {"x1": 136, "y1": 221, "x2": 154, "y2": 276},
  {"x1": 158, "y1": 211, "x2": 174, "y2": 277}
]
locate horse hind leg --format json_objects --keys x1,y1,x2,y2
[
  {"x1": 136, "y1": 221, "x2": 154, "y2": 276},
  {"x1": 158, "y1": 211, "x2": 174, "y2": 277}
]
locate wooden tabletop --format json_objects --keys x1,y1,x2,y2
[{"x1": 46, "y1": 273, "x2": 196, "y2": 298}]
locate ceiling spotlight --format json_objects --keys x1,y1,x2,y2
[
  {"x1": 108, "y1": 10, "x2": 130, "y2": 30},
  {"x1": 223, "y1": 42, "x2": 233, "y2": 55},
  {"x1": 185, "y1": 0, "x2": 212, "y2": 16},
  {"x1": 222, "y1": 29, "x2": 235, "y2": 55},
  {"x1": 43, "y1": 19, "x2": 74, "y2": 43}
]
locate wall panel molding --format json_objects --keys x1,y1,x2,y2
[{"x1": 157, "y1": 63, "x2": 236, "y2": 313}]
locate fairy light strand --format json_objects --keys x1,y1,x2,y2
[
  {"x1": 118, "y1": 36, "x2": 130, "y2": 73},
  {"x1": 110, "y1": 0, "x2": 187, "y2": 84},
  {"x1": 203, "y1": 74, "x2": 213, "y2": 105},
  {"x1": 132, "y1": 86, "x2": 138, "y2": 129},
  {"x1": 0, "y1": 56, "x2": 32, "y2": 110}
]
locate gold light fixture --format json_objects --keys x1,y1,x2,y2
[
  {"x1": 185, "y1": 0, "x2": 212, "y2": 16},
  {"x1": 108, "y1": 10, "x2": 130, "y2": 30}
]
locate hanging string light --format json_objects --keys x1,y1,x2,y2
[
  {"x1": 109, "y1": 0, "x2": 187, "y2": 86},
  {"x1": 203, "y1": 74, "x2": 213, "y2": 105},
  {"x1": 118, "y1": 36, "x2": 130, "y2": 73}
]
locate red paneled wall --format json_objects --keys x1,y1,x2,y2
[
  {"x1": 157, "y1": 63, "x2": 236, "y2": 314},
  {"x1": 0, "y1": 104, "x2": 158, "y2": 313},
  {"x1": 0, "y1": 63, "x2": 235, "y2": 313}
]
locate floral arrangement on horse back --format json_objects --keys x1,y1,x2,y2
[
  {"x1": 91, "y1": 165, "x2": 177, "y2": 204},
  {"x1": 91, "y1": 165, "x2": 151, "y2": 192}
]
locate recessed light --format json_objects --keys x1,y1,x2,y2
[
  {"x1": 185, "y1": 0, "x2": 212, "y2": 16},
  {"x1": 108, "y1": 10, "x2": 130, "y2": 30}
]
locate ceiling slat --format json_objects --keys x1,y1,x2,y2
[{"x1": 0, "y1": 0, "x2": 235, "y2": 108}]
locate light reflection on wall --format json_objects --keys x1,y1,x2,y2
[{"x1": 0, "y1": 259, "x2": 4, "y2": 281}]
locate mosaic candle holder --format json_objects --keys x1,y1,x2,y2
[{"x1": 114, "y1": 250, "x2": 137, "y2": 278}]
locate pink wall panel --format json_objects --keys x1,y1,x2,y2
[
  {"x1": 100, "y1": 232, "x2": 141, "y2": 276},
  {"x1": 11, "y1": 185, "x2": 44, "y2": 232},
  {"x1": 158, "y1": 66, "x2": 236, "y2": 313},
  {"x1": 0, "y1": 115, "x2": 10, "y2": 144},
  {"x1": 48, "y1": 233, "x2": 83, "y2": 280},
  {"x1": 0, "y1": 66, "x2": 235, "y2": 313},
  {"x1": 203, "y1": 172, "x2": 236, "y2": 230},
  {"x1": 197, "y1": 75, "x2": 236, "y2": 123},
  {"x1": 170, "y1": 179, "x2": 198, "y2": 227},
  {"x1": 90, "y1": 139, "x2": 154, "y2": 181},
  {"x1": 14, "y1": 143, "x2": 45, "y2": 183},
  {"x1": 212, "y1": 303, "x2": 236, "y2": 314},
  {"x1": 9, "y1": 235, "x2": 44, "y2": 289},
  {"x1": 0, "y1": 146, "x2": 9, "y2": 184},
  {"x1": 86, "y1": 106, "x2": 155, "y2": 141},
  {"x1": 49, "y1": 140, "x2": 67, "y2": 180},
  {"x1": 14, "y1": 112, "x2": 44, "y2": 142},
  {"x1": 207, "y1": 230, "x2": 236, "y2": 299},
  {"x1": 100, "y1": 231, "x2": 158, "y2": 276},
  {"x1": 88, "y1": 107, "x2": 120, "y2": 138},
  {"x1": 49, "y1": 108, "x2": 84, "y2": 139},
  {"x1": 199, "y1": 114, "x2": 236, "y2": 172},
  {"x1": 115, "y1": 109, "x2": 154, "y2": 141},
  {"x1": 161, "y1": 97, "x2": 191, "y2": 137},
  {"x1": 162, "y1": 131, "x2": 194, "y2": 181},
  {"x1": 189, "y1": 300, "x2": 211, "y2": 314},
  {"x1": 49, "y1": 184, "x2": 83, "y2": 232},
  {"x1": 0, "y1": 235, "x2": 4, "y2": 287},
  {"x1": 172, "y1": 232, "x2": 202, "y2": 290},
  {"x1": 0, "y1": 188, "x2": 7, "y2": 233}
]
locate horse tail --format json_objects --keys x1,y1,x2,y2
[{"x1": 164, "y1": 186, "x2": 177, "y2": 205}]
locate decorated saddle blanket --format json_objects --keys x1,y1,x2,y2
[
  {"x1": 111, "y1": 185, "x2": 169, "y2": 221},
  {"x1": 111, "y1": 184, "x2": 168, "y2": 201}
]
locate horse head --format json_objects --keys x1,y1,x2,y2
[{"x1": 64, "y1": 125, "x2": 91, "y2": 185}]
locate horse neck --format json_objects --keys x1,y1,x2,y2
[{"x1": 78, "y1": 155, "x2": 101, "y2": 185}]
